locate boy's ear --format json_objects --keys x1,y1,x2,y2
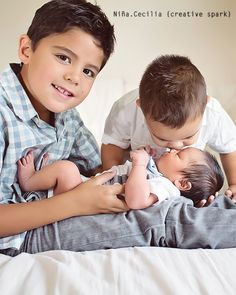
[
  {"x1": 174, "y1": 178, "x2": 192, "y2": 191},
  {"x1": 136, "y1": 98, "x2": 140, "y2": 107},
  {"x1": 18, "y1": 34, "x2": 33, "y2": 64}
]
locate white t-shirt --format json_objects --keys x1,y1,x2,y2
[
  {"x1": 110, "y1": 158, "x2": 180, "y2": 204},
  {"x1": 102, "y1": 89, "x2": 236, "y2": 156}
]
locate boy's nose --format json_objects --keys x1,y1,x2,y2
[
  {"x1": 169, "y1": 149, "x2": 177, "y2": 154},
  {"x1": 64, "y1": 72, "x2": 80, "y2": 86},
  {"x1": 168, "y1": 141, "x2": 184, "y2": 149}
]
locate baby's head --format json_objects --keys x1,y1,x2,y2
[
  {"x1": 156, "y1": 147, "x2": 224, "y2": 204},
  {"x1": 27, "y1": 0, "x2": 115, "y2": 69},
  {"x1": 138, "y1": 55, "x2": 207, "y2": 150}
]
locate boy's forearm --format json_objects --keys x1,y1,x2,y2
[
  {"x1": 0, "y1": 174, "x2": 129, "y2": 237},
  {"x1": 0, "y1": 194, "x2": 76, "y2": 237},
  {"x1": 125, "y1": 165, "x2": 150, "y2": 209},
  {"x1": 101, "y1": 143, "x2": 128, "y2": 170},
  {"x1": 220, "y1": 151, "x2": 236, "y2": 186}
]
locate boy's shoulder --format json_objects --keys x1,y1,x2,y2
[
  {"x1": 206, "y1": 96, "x2": 224, "y2": 112},
  {"x1": 203, "y1": 96, "x2": 229, "y2": 123},
  {"x1": 114, "y1": 88, "x2": 139, "y2": 109},
  {"x1": 203, "y1": 96, "x2": 226, "y2": 120}
]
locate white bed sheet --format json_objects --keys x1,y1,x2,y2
[{"x1": 0, "y1": 247, "x2": 236, "y2": 295}]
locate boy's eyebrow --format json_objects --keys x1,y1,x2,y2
[{"x1": 53, "y1": 45, "x2": 100, "y2": 73}]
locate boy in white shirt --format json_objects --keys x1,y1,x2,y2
[{"x1": 101, "y1": 55, "x2": 236, "y2": 205}]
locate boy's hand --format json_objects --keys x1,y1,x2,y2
[
  {"x1": 225, "y1": 185, "x2": 236, "y2": 201},
  {"x1": 70, "y1": 171, "x2": 129, "y2": 215},
  {"x1": 195, "y1": 195, "x2": 216, "y2": 207},
  {"x1": 130, "y1": 148, "x2": 149, "y2": 166}
]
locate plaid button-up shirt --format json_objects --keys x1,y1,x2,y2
[{"x1": 0, "y1": 64, "x2": 101, "y2": 250}]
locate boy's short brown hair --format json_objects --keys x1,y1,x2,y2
[
  {"x1": 27, "y1": 0, "x2": 115, "y2": 69},
  {"x1": 139, "y1": 55, "x2": 207, "y2": 128}
]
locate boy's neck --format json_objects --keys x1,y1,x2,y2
[{"x1": 38, "y1": 111, "x2": 55, "y2": 127}]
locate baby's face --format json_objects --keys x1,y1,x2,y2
[
  {"x1": 145, "y1": 115, "x2": 202, "y2": 150},
  {"x1": 156, "y1": 147, "x2": 205, "y2": 181}
]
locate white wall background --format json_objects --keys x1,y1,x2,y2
[{"x1": 0, "y1": 0, "x2": 235, "y2": 144}]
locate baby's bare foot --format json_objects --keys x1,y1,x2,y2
[{"x1": 17, "y1": 150, "x2": 36, "y2": 192}]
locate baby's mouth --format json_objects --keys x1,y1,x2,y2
[{"x1": 52, "y1": 84, "x2": 74, "y2": 97}]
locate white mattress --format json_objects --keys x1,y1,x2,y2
[{"x1": 1, "y1": 247, "x2": 236, "y2": 295}]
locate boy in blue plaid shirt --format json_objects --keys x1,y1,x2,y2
[{"x1": 0, "y1": 0, "x2": 128, "y2": 252}]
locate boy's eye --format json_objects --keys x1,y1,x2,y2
[
  {"x1": 159, "y1": 139, "x2": 168, "y2": 142},
  {"x1": 56, "y1": 54, "x2": 71, "y2": 64},
  {"x1": 185, "y1": 135, "x2": 194, "y2": 140},
  {"x1": 83, "y1": 68, "x2": 95, "y2": 78},
  {"x1": 155, "y1": 137, "x2": 168, "y2": 143}
]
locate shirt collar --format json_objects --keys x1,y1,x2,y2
[
  {"x1": 0, "y1": 64, "x2": 38, "y2": 121},
  {"x1": 147, "y1": 157, "x2": 162, "y2": 176}
]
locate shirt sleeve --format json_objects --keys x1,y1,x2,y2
[
  {"x1": 69, "y1": 110, "x2": 101, "y2": 176},
  {"x1": 206, "y1": 98, "x2": 236, "y2": 153},
  {"x1": 148, "y1": 177, "x2": 180, "y2": 204},
  {"x1": 0, "y1": 115, "x2": 7, "y2": 204},
  {"x1": 102, "y1": 89, "x2": 139, "y2": 149}
]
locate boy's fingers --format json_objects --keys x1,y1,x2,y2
[
  {"x1": 90, "y1": 170, "x2": 116, "y2": 185},
  {"x1": 225, "y1": 189, "x2": 232, "y2": 197},
  {"x1": 204, "y1": 195, "x2": 215, "y2": 206},
  {"x1": 112, "y1": 198, "x2": 129, "y2": 212},
  {"x1": 112, "y1": 183, "x2": 125, "y2": 195},
  {"x1": 195, "y1": 199, "x2": 206, "y2": 208}
]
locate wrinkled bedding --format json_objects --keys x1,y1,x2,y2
[{"x1": 0, "y1": 247, "x2": 235, "y2": 295}]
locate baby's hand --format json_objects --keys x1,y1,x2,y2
[
  {"x1": 130, "y1": 148, "x2": 149, "y2": 166},
  {"x1": 144, "y1": 145, "x2": 158, "y2": 158}
]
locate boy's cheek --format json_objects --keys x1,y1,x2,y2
[{"x1": 183, "y1": 135, "x2": 199, "y2": 147}]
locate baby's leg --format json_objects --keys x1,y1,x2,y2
[{"x1": 17, "y1": 151, "x2": 82, "y2": 195}]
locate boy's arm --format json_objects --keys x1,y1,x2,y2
[
  {"x1": 101, "y1": 144, "x2": 129, "y2": 170},
  {"x1": 101, "y1": 90, "x2": 139, "y2": 170},
  {"x1": 125, "y1": 149, "x2": 157, "y2": 209},
  {"x1": 0, "y1": 172, "x2": 129, "y2": 238},
  {"x1": 220, "y1": 151, "x2": 236, "y2": 200}
]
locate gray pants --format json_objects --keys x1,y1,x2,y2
[{"x1": 2, "y1": 195, "x2": 236, "y2": 256}]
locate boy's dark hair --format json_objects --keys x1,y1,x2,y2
[
  {"x1": 139, "y1": 55, "x2": 207, "y2": 128},
  {"x1": 27, "y1": 0, "x2": 115, "y2": 69},
  {"x1": 180, "y1": 152, "x2": 224, "y2": 204}
]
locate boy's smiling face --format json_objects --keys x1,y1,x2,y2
[{"x1": 18, "y1": 28, "x2": 104, "y2": 122}]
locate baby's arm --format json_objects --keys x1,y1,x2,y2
[
  {"x1": 125, "y1": 149, "x2": 157, "y2": 209},
  {"x1": 221, "y1": 151, "x2": 236, "y2": 200}
]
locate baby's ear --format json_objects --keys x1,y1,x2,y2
[
  {"x1": 174, "y1": 179, "x2": 192, "y2": 191},
  {"x1": 18, "y1": 34, "x2": 33, "y2": 64}
]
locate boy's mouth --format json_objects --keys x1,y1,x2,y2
[{"x1": 52, "y1": 84, "x2": 74, "y2": 97}]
